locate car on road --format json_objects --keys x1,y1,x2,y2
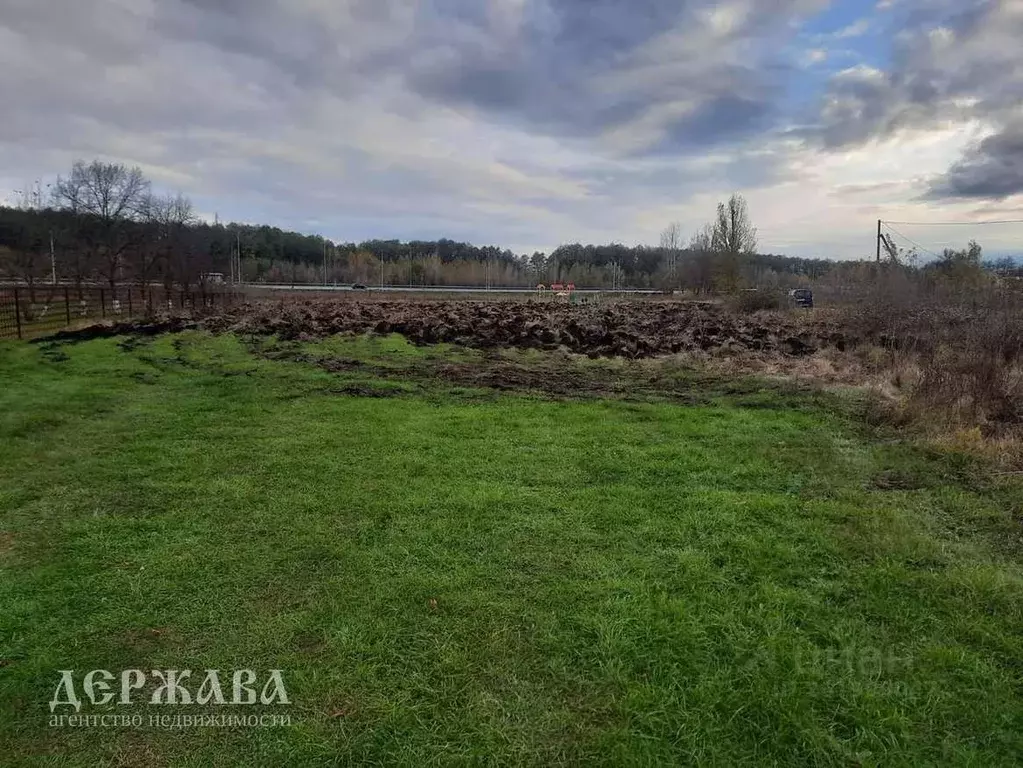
[{"x1": 352, "y1": 283, "x2": 368, "y2": 291}]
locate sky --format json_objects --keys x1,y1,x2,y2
[{"x1": 1, "y1": 0, "x2": 1022, "y2": 259}]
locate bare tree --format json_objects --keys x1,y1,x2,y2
[
  {"x1": 689, "y1": 224, "x2": 713, "y2": 253},
  {"x1": 711, "y1": 193, "x2": 757, "y2": 292},
  {"x1": 161, "y1": 194, "x2": 200, "y2": 290},
  {"x1": 52, "y1": 160, "x2": 150, "y2": 296},
  {"x1": 681, "y1": 224, "x2": 715, "y2": 294},
  {"x1": 133, "y1": 194, "x2": 169, "y2": 299},
  {"x1": 660, "y1": 222, "x2": 683, "y2": 289}
]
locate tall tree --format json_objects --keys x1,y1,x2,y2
[
  {"x1": 659, "y1": 222, "x2": 683, "y2": 289},
  {"x1": 711, "y1": 193, "x2": 757, "y2": 292},
  {"x1": 161, "y1": 194, "x2": 199, "y2": 290},
  {"x1": 52, "y1": 160, "x2": 150, "y2": 295}
]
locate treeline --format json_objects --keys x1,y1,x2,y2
[
  {"x1": 541, "y1": 243, "x2": 833, "y2": 291},
  {"x1": 810, "y1": 239, "x2": 1023, "y2": 307},
  {"x1": 1, "y1": 160, "x2": 837, "y2": 295}
]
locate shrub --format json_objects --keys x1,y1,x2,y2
[
  {"x1": 911, "y1": 301, "x2": 1023, "y2": 428},
  {"x1": 849, "y1": 289, "x2": 1023, "y2": 441}
]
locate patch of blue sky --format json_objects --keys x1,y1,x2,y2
[{"x1": 776, "y1": 0, "x2": 895, "y2": 122}]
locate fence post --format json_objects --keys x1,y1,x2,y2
[
  {"x1": 100, "y1": 289, "x2": 106, "y2": 319},
  {"x1": 13, "y1": 288, "x2": 22, "y2": 339},
  {"x1": 128, "y1": 288, "x2": 133, "y2": 317},
  {"x1": 64, "y1": 287, "x2": 71, "y2": 326}
]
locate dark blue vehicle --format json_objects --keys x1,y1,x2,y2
[{"x1": 789, "y1": 288, "x2": 814, "y2": 308}]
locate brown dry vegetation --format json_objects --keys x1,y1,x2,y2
[{"x1": 824, "y1": 263, "x2": 1023, "y2": 464}]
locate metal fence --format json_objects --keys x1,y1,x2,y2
[{"x1": 0, "y1": 285, "x2": 239, "y2": 340}]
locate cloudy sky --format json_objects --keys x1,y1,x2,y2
[{"x1": 2, "y1": 0, "x2": 1022, "y2": 258}]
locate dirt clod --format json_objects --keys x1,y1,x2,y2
[{"x1": 199, "y1": 299, "x2": 853, "y2": 360}]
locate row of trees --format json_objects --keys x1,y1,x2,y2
[
  {"x1": 0, "y1": 161, "x2": 539, "y2": 295},
  {"x1": 1, "y1": 161, "x2": 216, "y2": 299},
  {"x1": 1, "y1": 159, "x2": 845, "y2": 296}
]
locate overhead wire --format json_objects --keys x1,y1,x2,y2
[
  {"x1": 881, "y1": 223, "x2": 944, "y2": 260},
  {"x1": 881, "y1": 219, "x2": 1023, "y2": 226}
]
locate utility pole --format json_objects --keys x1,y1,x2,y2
[
  {"x1": 876, "y1": 220, "x2": 882, "y2": 264},
  {"x1": 322, "y1": 238, "x2": 327, "y2": 286},
  {"x1": 50, "y1": 230, "x2": 56, "y2": 285}
]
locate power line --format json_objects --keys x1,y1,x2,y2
[
  {"x1": 881, "y1": 223, "x2": 943, "y2": 260},
  {"x1": 882, "y1": 218, "x2": 1023, "y2": 226}
]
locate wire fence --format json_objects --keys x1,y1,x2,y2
[{"x1": 0, "y1": 285, "x2": 240, "y2": 340}]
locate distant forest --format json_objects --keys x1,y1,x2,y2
[{"x1": 0, "y1": 160, "x2": 849, "y2": 294}]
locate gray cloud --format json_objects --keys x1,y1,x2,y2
[
  {"x1": 0, "y1": 0, "x2": 823, "y2": 244},
  {"x1": 929, "y1": 121, "x2": 1023, "y2": 200},
  {"x1": 811, "y1": 2, "x2": 1015, "y2": 144},
  {"x1": 143, "y1": 0, "x2": 824, "y2": 156},
  {"x1": 400, "y1": 0, "x2": 820, "y2": 152},
  {"x1": 1, "y1": 0, "x2": 1016, "y2": 256},
  {"x1": 805, "y1": 0, "x2": 1023, "y2": 202}
]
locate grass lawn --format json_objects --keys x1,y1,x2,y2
[{"x1": 0, "y1": 331, "x2": 1021, "y2": 766}]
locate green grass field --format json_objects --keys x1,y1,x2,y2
[{"x1": 1, "y1": 332, "x2": 1021, "y2": 766}]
